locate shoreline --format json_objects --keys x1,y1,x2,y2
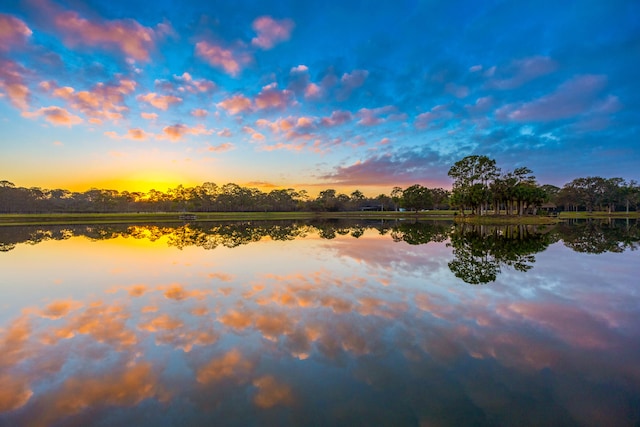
[{"x1": 0, "y1": 211, "x2": 637, "y2": 226}]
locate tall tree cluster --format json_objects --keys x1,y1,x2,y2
[{"x1": 448, "y1": 156, "x2": 548, "y2": 216}]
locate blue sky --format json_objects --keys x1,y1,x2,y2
[{"x1": 1, "y1": 0, "x2": 638, "y2": 194}]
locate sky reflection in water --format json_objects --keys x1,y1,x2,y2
[{"x1": 0, "y1": 221, "x2": 639, "y2": 426}]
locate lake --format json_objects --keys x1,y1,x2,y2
[{"x1": 1, "y1": 219, "x2": 639, "y2": 426}]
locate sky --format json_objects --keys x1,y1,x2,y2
[{"x1": 0, "y1": 0, "x2": 638, "y2": 195}]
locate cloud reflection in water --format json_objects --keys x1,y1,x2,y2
[{"x1": 0, "y1": 220, "x2": 639, "y2": 426}]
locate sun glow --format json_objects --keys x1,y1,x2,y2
[{"x1": 67, "y1": 174, "x2": 199, "y2": 193}]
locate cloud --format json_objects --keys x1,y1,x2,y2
[
  {"x1": 414, "y1": 104, "x2": 453, "y2": 129},
  {"x1": 42, "y1": 302, "x2": 136, "y2": 349},
  {"x1": 255, "y1": 83, "x2": 293, "y2": 110},
  {"x1": 39, "y1": 300, "x2": 83, "y2": 319},
  {"x1": 22, "y1": 106, "x2": 83, "y2": 127},
  {"x1": 104, "y1": 128, "x2": 151, "y2": 141},
  {"x1": 195, "y1": 41, "x2": 251, "y2": 76},
  {"x1": 0, "y1": 316, "x2": 31, "y2": 370},
  {"x1": 0, "y1": 13, "x2": 32, "y2": 50},
  {"x1": 138, "y1": 314, "x2": 184, "y2": 332},
  {"x1": 465, "y1": 96, "x2": 494, "y2": 115},
  {"x1": 196, "y1": 349, "x2": 254, "y2": 384},
  {"x1": 320, "y1": 110, "x2": 353, "y2": 127},
  {"x1": 321, "y1": 147, "x2": 444, "y2": 186},
  {"x1": 487, "y1": 56, "x2": 558, "y2": 90},
  {"x1": 0, "y1": 59, "x2": 30, "y2": 110},
  {"x1": 136, "y1": 92, "x2": 182, "y2": 110},
  {"x1": 496, "y1": 75, "x2": 617, "y2": 122},
  {"x1": 242, "y1": 126, "x2": 265, "y2": 141},
  {"x1": 0, "y1": 375, "x2": 32, "y2": 412},
  {"x1": 304, "y1": 83, "x2": 321, "y2": 99},
  {"x1": 252, "y1": 375, "x2": 294, "y2": 408},
  {"x1": 206, "y1": 142, "x2": 234, "y2": 153},
  {"x1": 162, "y1": 283, "x2": 210, "y2": 300},
  {"x1": 27, "y1": 363, "x2": 163, "y2": 427},
  {"x1": 140, "y1": 112, "x2": 158, "y2": 120},
  {"x1": 155, "y1": 73, "x2": 217, "y2": 95},
  {"x1": 217, "y1": 94, "x2": 252, "y2": 115},
  {"x1": 173, "y1": 72, "x2": 216, "y2": 93},
  {"x1": 45, "y1": 78, "x2": 136, "y2": 123},
  {"x1": 337, "y1": 69, "x2": 369, "y2": 100},
  {"x1": 251, "y1": 16, "x2": 294, "y2": 49},
  {"x1": 217, "y1": 128, "x2": 232, "y2": 137},
  {"x1": 47, "y1": 2, "x2": 170, "y2": 61},
  {"x1": 256, "y1": 117, "x2": 295, "y2": 133},
  {"x1": 445, "y1": 83, "x2": 469, "y2": 98},
  {"x1": 191, "y1": 108, "x2": 208, "y2": 118},
  {"x1": 357, "y1": 105, "x2": 403, "y2": 126}
]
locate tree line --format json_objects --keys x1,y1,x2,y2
[
  {"x1": 1, "y1": 155, "x2": 638, "y2": 214},
  {"x1": 0, "y1": 180, "x2": 448, "y2": 214}
]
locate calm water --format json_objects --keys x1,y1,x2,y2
[{"x1": 1, "y1": 220, "x2": 639, "y2": 427}]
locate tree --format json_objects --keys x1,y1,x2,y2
[
  {"x1": 401, "y1": 184, "x2": 433, "y2": 212},
  {"x1": 448, "y1": 155, "x2": 499, "y2": 215},
  {"x1": 390, "y1": 187, "x2": 403, "y2": 211}
]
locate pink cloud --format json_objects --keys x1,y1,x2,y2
[
  {"x1": 251, "y1": 16, "x2": 294, "y2": 49},
  {"x1": 252, "y1": 375, "x2": 294, "y2": 408},
  {"x1": 161, "y1": 124, "x2": 213, "y2": 142},
  {"x1": 321, "y1": 149, "x2": 443, "y2": 186},
  {"x1": 195, "y1": 41, "x2": 251, "y2": 76},
  {"x1": 191, "y1": 108, "x2": 208, "y2": 118},
  {"x1": 496, "y1": 75, "x2": 615, "y2": 122},
  {"x1": 242, "y1": 126, "x2": 265, "y2": 141},
  {"x1": 217, "y1": 94, "x2": 252, "y2": 115},
  {"x1": 0, "y1": 13, "x2": 32, "y2": 50},
  {"x1": 320, "y1": 110, "x2": 353, "y2": 127},
  {"x1": 465, "y1": 96, "x2": 494, "y2": 114},
  {"x1": 340, "y1": 69, "x2": 368, "y2": 89},
  {"x1": 256, "y1": 117, "x2": 294, "y2": 133},
  {"x1": 23, "y1": 106, "x2": 82, "y2": 127},
  {"x1": 337, "y1": 69, "x2": 368, "y2": 100},
  {"x1": 255, "y1": 83, "x2": 293, "y2": 110},
  {"x1": 259, "y1": 141, "x2": 306, "y2": 152},
  {"x1": 207, "y1": 142, "x2": 234, "y2": 153},
  {"x1": 217, "y1": 128, "x2": 232, "y2": 137},
  {"x1": 487, "y1": 55, "x2": 558, "y2": 90},
  {"x1": 296, "y1": 116, "x2": 315, "y2": 129},
  {"x1": 304, "y1": 83, "x2": 321, "y2": 99},
  {"x1": 157, "y1": 72, "x2": 217, "y2": 94},
  {"x1": 45, "y1": 78, "x2": 136, "y2": 123},
  {"x1": 414, "y1": 104, "x2": 453, "y2": 129},
  {"x1": 105, "y1": 128, "x2": 150, "y2": 141},
  {"x1": 0, "y1": 59, "x2": 30, "y2": 110},
  {"x1": 136, "y1": 92, "x2": 182, "y2": 110},
  {"x1": 49, "y1": 4, "x2": 169, "y2": 61},
  {"x1": 357, "y1": 105, "x2": 399, "y2": 126},
  {"x1": 140, "y1": 112, "x2": 158, "y2": 120}
]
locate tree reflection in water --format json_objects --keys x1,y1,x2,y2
[
  {"x1": 1, "y1": 219, "x2": 638, "y2": 286},
  {"x1": 447, "y1": 224, "x2": 554, "y2": 285},
  {"x1": 555, "y1": 218, "x2": 640, "y2": 254}
]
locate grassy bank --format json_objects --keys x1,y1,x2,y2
[
  {"x1": 558, "y1": 211, "x2": 640, "y2": 219},
  {"x1": 0, "y1": 210, "x2": 456, "y2": 226},
  {"x1": 454, "y1": 215, "x2": 563, "y2": 225}
]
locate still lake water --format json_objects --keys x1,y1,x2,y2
[{"x1": 1, "y1": 219, "x2": 639, "y2": 427}]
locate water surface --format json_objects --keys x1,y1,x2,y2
[{"x1": 1, "y1": 220, "x2": 639, "y2": 426}]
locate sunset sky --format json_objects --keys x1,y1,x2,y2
[{"x1": 1, "y1": 0, "x2": 638, "y2": 195}]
